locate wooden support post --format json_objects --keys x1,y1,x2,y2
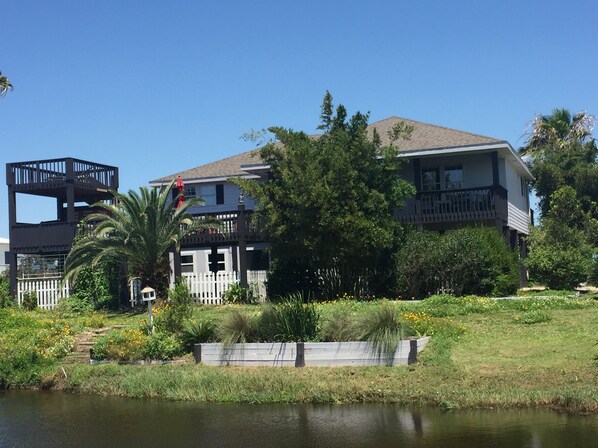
[
  {"x1": 9, "y1": 252, "x2": 17, "y2": 298},
  {"x1": 408, "y1": 338, "x2": 418, "y2": 365},
  {"x1": 238, "y1": 203, "x2": 248, "y2": 289},
  {"x1": 193, "y1": 344, "x2": 202, "y2": 364},
  {"x1": 65, "y1": 158, "x2": 75, "y2": 222},
  {"x1": 173, "y1": 247, "x2": 181, "y2": 279},
  {"x1": 295, "y1": 342, "x2": 305, "y2": 367},
  {"x1": 491, "y1": 151, "x2": 500, "y2": 187}
]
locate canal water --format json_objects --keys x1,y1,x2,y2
[{"x1": 1, "y1": 391, "x2": 596, "y2": 447}]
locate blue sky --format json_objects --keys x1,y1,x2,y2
[{"x1": 1, "y1": 0, "x2": 597, "y2": 237}]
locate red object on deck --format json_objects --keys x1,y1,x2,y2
[{"x1": 176, "y1": 176, "x2": 184, "y2": 208}]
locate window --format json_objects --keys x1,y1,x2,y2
[
  {"x1": 208, "y1": 252, "x2": 225, "y2": 273},
  {"x1": 444, "y1": 166, "x2": 463, "y2": 190},
  {"x1": 184, "y1": 186, "x2": 196, "y2": 198},
  {"x1": 198, "y1": 185, "x2": 216, "y2": 206},
  {"x1": 181, "y1": 255, "x2": 194, "y2": 273},
  {"x1": 422, "y1": 168, "x2": 440, "y2": 191},
  {"x1": 520, "y1": 177, "x2": 527, "y2": 197}
]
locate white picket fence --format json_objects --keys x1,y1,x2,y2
[
  {"x1": 182, "y1": 270, "x2": 267, "y2": 305},
  {"x1": 17, "y1": 277, "x2": 70, "y2": 310},
  {"x1": 17, "y1": 271, "x2": 267, "y2": 309}
]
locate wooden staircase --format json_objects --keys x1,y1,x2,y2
[{"x1": 64, "y1": 325, "x2": 127, "y2": 364}]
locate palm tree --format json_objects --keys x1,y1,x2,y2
[
  {"x1": 65, "y1": 181, "x2": 217, "y2": 298},
  {"x1": 0, "y1": 71, "x2": 13, "y2": 97},
  {"x1": 522, "y1": 108, "x2": 594, "y2": 156}
]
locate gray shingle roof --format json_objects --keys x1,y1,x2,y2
[{"x1": 150, "y1": 117, "x2": 504, "y2": 183}]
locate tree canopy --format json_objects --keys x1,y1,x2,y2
[
  {"x1": 65, "y1": 181, "x2": 216, "y2": 298},
  {"x1": 234, "y1": 92, "x2": 416, "y2": 298},
  {"x1": 522, "y1": 108, "x2": 597, "y2": 219},
  {"x1": 521, "y1": 108, "x2": 597, "y2": 287},
  {"x1": 0, "y1": 71, "x2": 13, "y2": 97}
]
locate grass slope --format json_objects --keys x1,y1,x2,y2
[{"x1": 2, "y1": 296, "x2": 597, "y2": 413}]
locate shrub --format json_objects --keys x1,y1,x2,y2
[
  {"x1": 516, "y1": 310, "x2": 552, "y2": 324},
  {"x1": 180, "y1": 319, "x2": 216, "y2": 351},
  {"x1": 92, "y1": 329, "x2": 147, "y2": 361},
  {"x1": 143, "y1": 332, "x2": 184, "y2": 360},
  {"x1": 497, "y1": 296, "x2": 595, "y2": 312},
  {"x1": 0, "y1": 344, "x2": 50, "y2": 387},
  {"x1": 397, "y1": 228, "x2": 519, "y2": 298},
  {"x1": 216, "y1": 309, "x2": 260, "y2": 344},
  {"x1": 525, "y1": 223, "x2": 593, "y2": 290},
  {"x1": 56, "y1": 295, "x2": 94, "y2": 316},
  {"x1": 421, "y1": 294, "x2": 497, "y2": 317},
  {"x1": 357, "y1": 304, "x2": 412, "y2": 361},
  {"x1": 79, "y1": 312, "x2": 107, "y2": 329},
  {"x1": 589, "y1": 254, "x2": 598, "y2": 286},
  {"x1": 154, "y1": 278, "x2": 193, "y2": 333},
  {"x1": 258, "y1": 292, "x2": 320, "y2": 342},
  {"x1": 222, "y1": 282, "x2": 256, "y2": 304},
  {"x1": 0, "y1": 275, "x2": 14, "y2": 308},
  {"x1": 71, "y1": 264, "x2": 120, "y2": 310},
  {"x1": 401, "y1": 311, "x2": 466, "y2": 338},
  {"x1": 21, "y1": 291, "x2": 37, "y2": 311}
]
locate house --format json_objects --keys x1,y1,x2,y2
[
  {"x1": 0, "y1": 238, "x2": 9, "y2": 273},
  {"x1": 5, "y1": 157, "x2": 119, "y2": 302},
  {"x1": 150, "y1": 117, "x2": 533, "y2": 286}
]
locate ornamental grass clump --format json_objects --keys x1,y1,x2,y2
[
  {"x1": 258, "y1": 292, "x2": 320, "y2": 342},
  {"x1": 320, "y1": 308, "x2": 358, "y2": 342},
  {"x1": 216, "y1": 309, "x2": 260, "y2": 345},
  {"x1": 358, "y1": 304, "x2": 412, "y2": 362}
]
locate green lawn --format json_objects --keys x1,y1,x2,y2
[{"x1": 1, "y1": 295, "x2": 597, "y2": 413}]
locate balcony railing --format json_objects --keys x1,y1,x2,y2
[
  {"x1": 182, "y1": 210, "x2": 266, "y2": 246},
  {"x1": 7, "y1": 158, "x2": 118, "y2": 191},
  {"x1": 10, "y1": 221, "x2": 78, "y2": 253},
  {"x1": 396, "y1": 186, "x2": 508, "y2": 226}
]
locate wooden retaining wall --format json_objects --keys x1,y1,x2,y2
[{"x1": 194, "y1": 337, "x2": 430, "y2": 367}]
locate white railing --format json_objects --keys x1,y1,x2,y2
[
  {"x1": 182, "y1": 270, "x2": 267, "y2": 305},
  {"x1": 17, "y1": 277, "x2": 70, "y2": 310}
]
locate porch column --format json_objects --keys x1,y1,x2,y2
[
  {"x1": 9, "y1": 252, "x2": 17, "y2": 298},
  {"x1": 65, "y1": 158, "x2": 75, "y2": 222},
  {"x1": 238, "y1": 203, "x2": 248, "y2": 289},
  {"x1": 491, "y1": 151, "x2": 500, "y2": 187},
  {"x1": 7, "y1": 170, "x2": 17, "y2": 296},
  {"x1": 173, "y1": 247, "x2": 181, "y2": 279}
]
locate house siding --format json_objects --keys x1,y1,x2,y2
[
  {"x1": 186, "y1": 181, "x2": 256, "y2": 214},
  {"x1": 504, "y1": 162, "x2": 530, "y2": 234}
]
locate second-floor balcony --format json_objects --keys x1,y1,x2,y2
[
  {"x1": 181, "y1": 210, "x2": 266, "y2": 246},
  {"x1": 396, "y1": 186, "x2": 508, "y2": 226}
]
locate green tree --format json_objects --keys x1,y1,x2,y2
[
  {"x1": 521, "y1": 108, "x2": 597, "y2": 218},
  {"x1": 65, "y1": 181, "x2": 216, "y2": 298},
  {"x1": 525, "y1": 187, "x2": 594, "y2": 289},
  {"x1": 0, "y1": 71, "x2": 13, "y2": 97},
  {"x1": 234, "y1": 92, "x2": 416, "y2": 299},
  {"x1": 521, "y1": 108, "x2": 597, "y2": 286}
]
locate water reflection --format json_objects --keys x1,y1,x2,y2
[{"x1": 0, "y1": 391, "x2": 596, "y2": 447}]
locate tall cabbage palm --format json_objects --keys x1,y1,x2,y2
[
  {"x1": 65, "y1": 181, "x2": 216, "y2": 297},
  {"x1": 0, "y1": 71, "x2": 13, "y2": 97},
  {"x1": 522, "y1": 108, "x2": 594, "y2": 156}
]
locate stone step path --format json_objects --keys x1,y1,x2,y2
[{"x1": 64, "y1": 324, "x2": 127, "y2": 364}]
